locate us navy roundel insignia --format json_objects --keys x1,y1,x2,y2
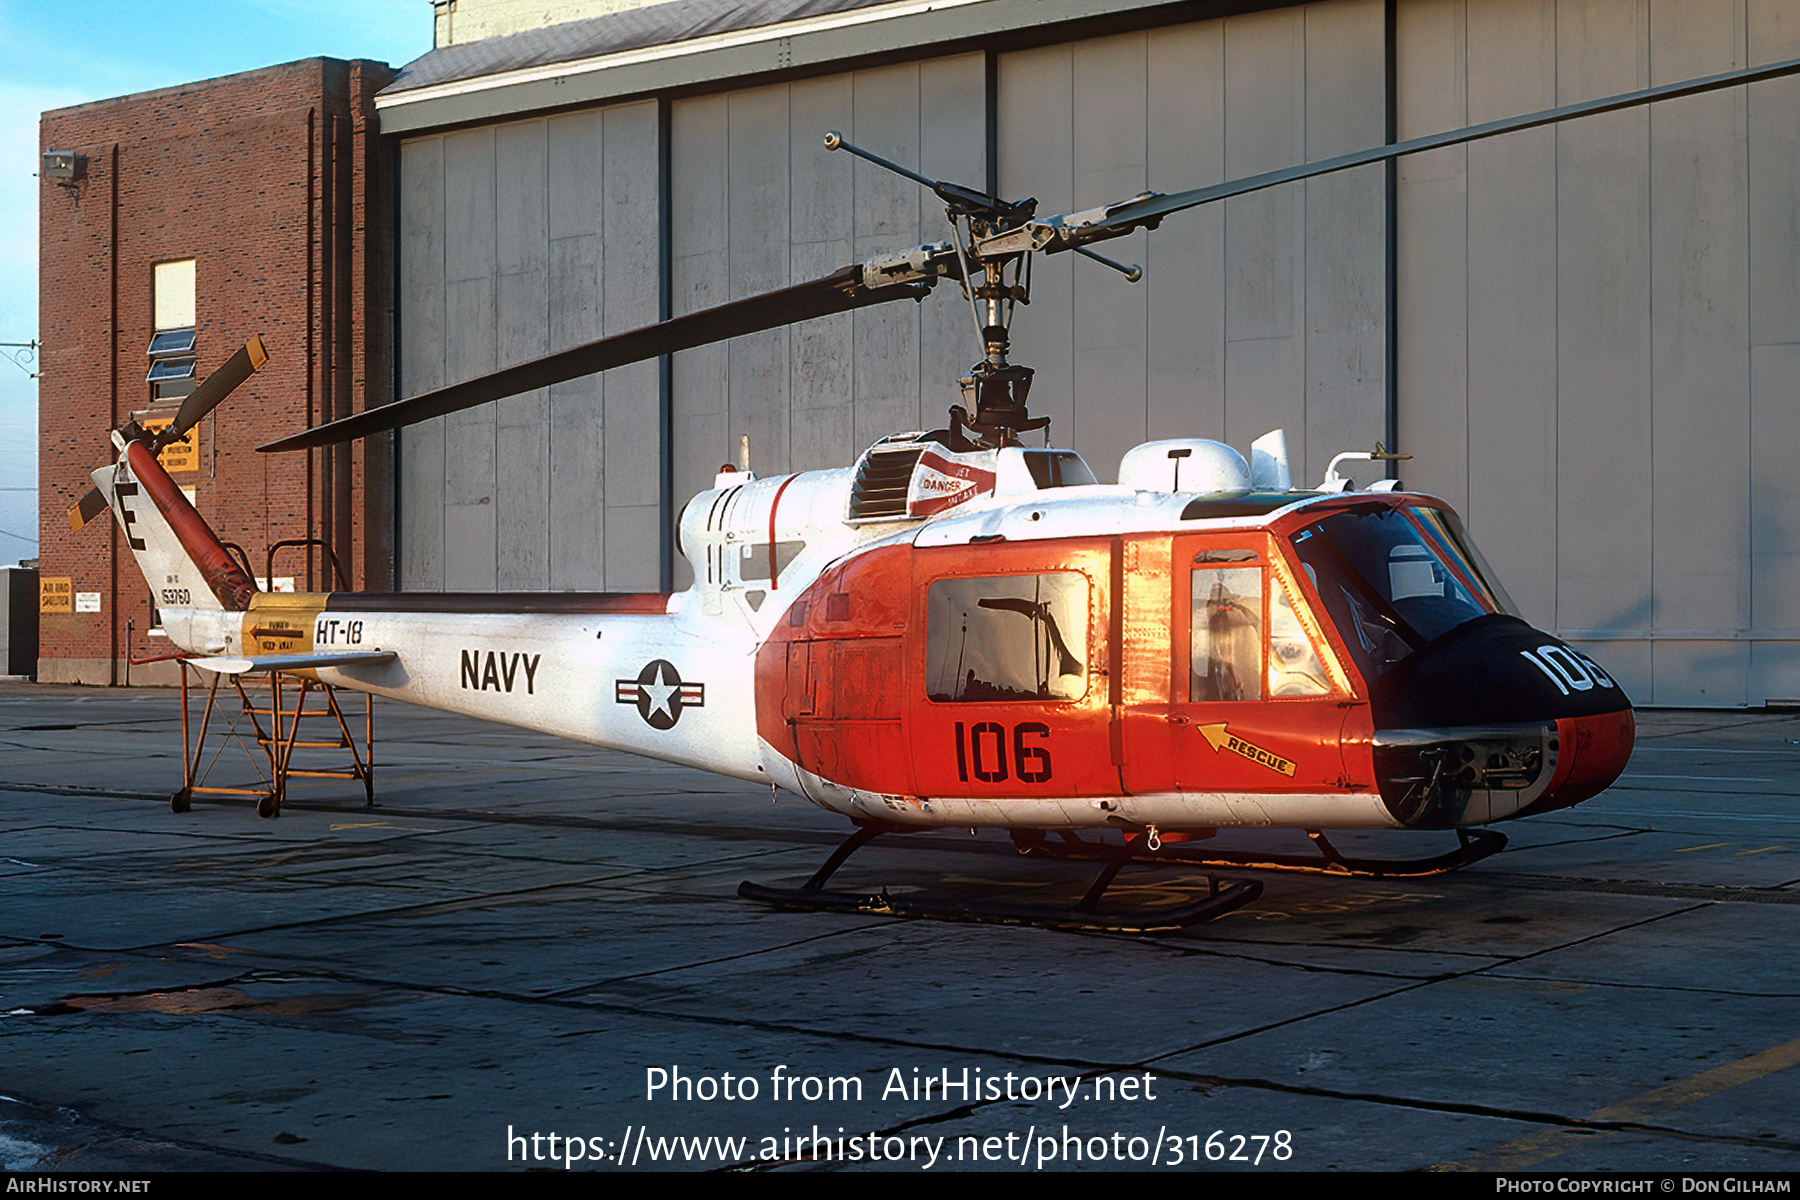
[{"x1": 616, "y1": 659, "x2": 705, "y2": 730}]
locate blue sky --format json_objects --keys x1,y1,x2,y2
[{"x1": 0, "y1": 0, "x2": 434, "y2": 563}]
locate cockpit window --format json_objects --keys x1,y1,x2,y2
[
  {"x1": 1406, "y1": 506, "x2": 1520, "y2": 617},
  {"x1": 1191, "y1": 566, "x2": 1262, "y2": 701},
  {"x1": 1268, "y1": 579, "x2": 1331, "y2": 697},
  {"x1": 1291, "y1": 504, "x2": 1504, "y2": 680},
  {"x1": 927, "y1": 573, "x2": 1088, "y2": 702}
]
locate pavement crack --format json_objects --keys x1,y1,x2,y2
[
  {"x1": 1636, "y1": 714, "x2": 1800, "y2": 739},
  {"x1": 1504, "y1": 828, "x2": 1654, "y2": 850},
  {"x1": 1140, "y1": 1068, "x2": 1800, "y2": 1155},
  {"x1": 541, "y1": 923, "x2": 903, "y2": 996},
  {"x1": 0, "y1": 782, "x2": 165, "y2": 802},
  {"x1": 1126, "y1": 903, "x2": 1716, "y2": 1064}
]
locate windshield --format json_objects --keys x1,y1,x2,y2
[{"x1": 1290, "y1": 504, "x2": 1511, "y2": 681}]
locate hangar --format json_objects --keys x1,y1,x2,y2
[{"x1": 37, "y1": 0, "x2": 1800, "y2": 706}]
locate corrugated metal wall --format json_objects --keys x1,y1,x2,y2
[
  {"x1": 997, "y1": 2, "x2": 1386, "y2": 497},
  {"x1": 667, "y1": 56, "x2": 990, "y2": 532},
  {"x1": 398, "y1": 103, "x2": 661, "y2": 591},
  {"x1": 394, "y1": 0, "x2": 1800, "y2": 705},
  {"x1": 1396, "y1": 0, "x2": 1800, "y2": 706}
]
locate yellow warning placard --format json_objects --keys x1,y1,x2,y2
[
  {"x1": 40, "y1": 576, "x2": 72, "y2": 613},
  {"x1": 140, "y1": 417, "x2": 197, "y2": 473}
]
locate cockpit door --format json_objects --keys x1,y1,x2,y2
[{"x1": 1124, "y1": 535, "x2": 1350, "y2": 802}]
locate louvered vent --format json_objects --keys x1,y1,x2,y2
[{"x1": 848, "y1": 445, "x2": 926, "y2": 520}]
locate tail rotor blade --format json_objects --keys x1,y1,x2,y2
[
  {"x1": 258, "y1": 268, "x2": 929, "y2": 453},
  {"x1": 68, "y1": 486, "x2": 108, "y2": 533},
  {"x1": 69, "y1": 335, "x2": 268, "y2": 534},
  {"x1": 157, "y1": 335, "x2": 269, "y2": 450}
]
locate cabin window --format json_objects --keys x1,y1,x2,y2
[
  {"x1": 1023, "y1": 451, "x2": 1098, "y2": 489},
  {"x1": 737, "y1": 539, "x2": 805, "y2": 583},
  {"x1": 927, "y1": 573, "x2": 1088, "y2": 702}
]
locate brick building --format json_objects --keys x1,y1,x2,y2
[{"x1": 37, "y1": 58, "x2": 395, "y2": 685}]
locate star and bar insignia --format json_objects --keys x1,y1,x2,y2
[{"x1": 616, "y1": 659, "x2": 705, "y2": 730}]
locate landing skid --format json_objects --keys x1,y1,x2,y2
[
  {"x1": 738, "y1": 823, "x2": 1262, "y2": 933},
  {"x1": 1011, "y1": 827, "x2": 1507, "y2": 879}
]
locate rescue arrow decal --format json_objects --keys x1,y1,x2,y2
[{"x1": 1197, "y1": 723, "x2": 1297, "y2": 777}]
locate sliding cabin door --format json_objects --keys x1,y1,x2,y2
[{"x1": 907, "y1": 540, "x2": 1118, "y2": 803}]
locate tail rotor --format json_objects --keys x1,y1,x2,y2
[{"x1": 67, "y1": 336, "x2": 268, "y2": 533}]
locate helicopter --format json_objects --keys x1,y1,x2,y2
[{"x1": 68, "y1": 52, "x2": 1797, "y2": 932}]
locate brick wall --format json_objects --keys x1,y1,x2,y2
[{"x1": 37, "y1": 58, "x2": 395, "y2": 684}]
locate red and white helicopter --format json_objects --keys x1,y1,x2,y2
[{"x1": 72, "y1": 56, "x2": 1795, "y2": 931}]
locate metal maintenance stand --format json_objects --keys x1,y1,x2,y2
[{"x1": 170, "y1": 660, "x2": 376, "y2": 817}]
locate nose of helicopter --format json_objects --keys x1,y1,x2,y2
[
  {"x1": 1520, "y1": 705, "x2": 1637, "y2": 817},
  {"x1": 1365, "y1": 614, "x2": 1635, "y2": 829}
]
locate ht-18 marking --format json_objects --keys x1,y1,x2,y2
[{"x1": 315, "y1": 618, "x2": 364, "y2": 646}]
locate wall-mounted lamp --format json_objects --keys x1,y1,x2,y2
[{"x1": 42, "y1": 151, "x2": 84, "y2": 182}]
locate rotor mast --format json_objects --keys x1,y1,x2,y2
[{"x1": 826, "y1": 131, "x2": 1148, "y2": 450}]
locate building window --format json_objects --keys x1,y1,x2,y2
[
  {"x1": 153, "y1": 260, "x2": 195, "y2": 328},
  {"x1": 147, "y1": 259, "x2": 197, "y2": 401}
]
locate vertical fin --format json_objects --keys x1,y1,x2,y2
[{"x1": 97, "y1": 441, "x2": 258, "y2": 611}]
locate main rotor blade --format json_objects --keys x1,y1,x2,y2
[
  {"x1": 159, "y1": 335, "x2": 268, "y2": 449},
  {"x1": 259, "y1": 267, "x2": 931, "y2": 453},
  {"x1": 1022, "y1": 52, "x2": 1800, "y2": 255}
]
